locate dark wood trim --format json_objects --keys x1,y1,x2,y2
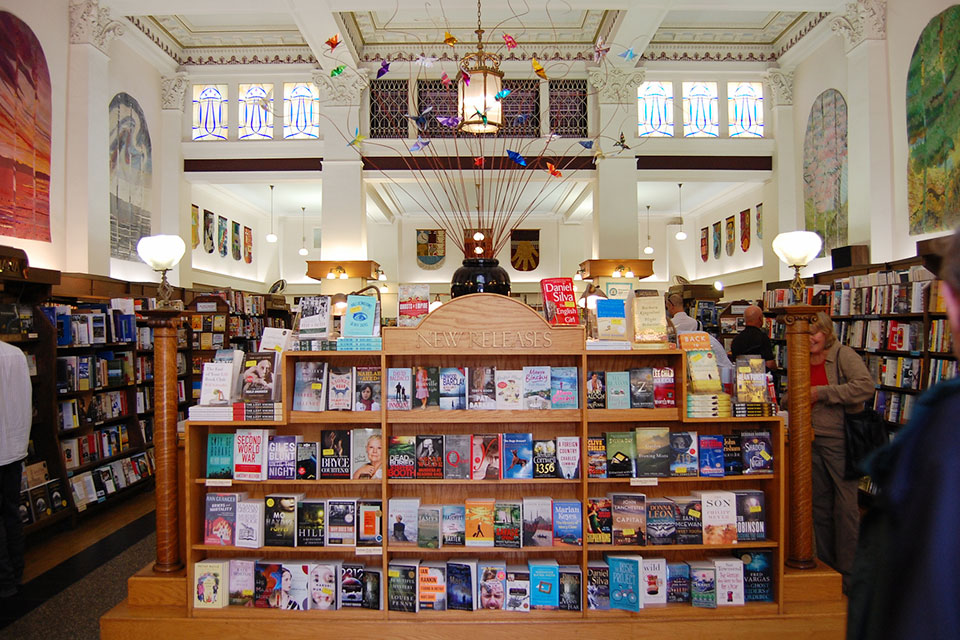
[
  {"x1": 361, "y1": 155, "x2": 596, "y2": 171},
  {"x1": 635, "y1": 155, "x2": 772, "y2": 171},
  {"x1": 183, "y1": 158, "x2": 323, "y2": 172}
]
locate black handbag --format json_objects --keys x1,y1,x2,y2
[{"x1": 843, "y1": 408, "x2": 888, "y2": 480}]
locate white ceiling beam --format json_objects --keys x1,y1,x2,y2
[
  {"x1": 366, "y1": 184, "x2": 398, "y2": 224},
  {"x1": 287, "y1": 0, "x2": 360, "y2": 67},
  {"x1": 606, "y1": 1, "x2": 675, "y2": 59},
  {"x1": 561, "y1": 183, "x2": 594, "y2": 222},
  {"x1": 103, "y1": 0, "x2": 274, "y2": 14}
]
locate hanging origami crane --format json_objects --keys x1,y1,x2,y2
[
  {"x1": 416, "y1": 55, "x2": 438, "y2": 68},
  {"x1": 330, "y1": 65, "x2": 346, "y2": 77},
  {"x1": 546, "y1": 163, "x2": 562, "y2": 177},
  {"x1": 444, "y1": 31, "x2": 458, "y2": 46},
  {"x1": 472, "y1": 108, "x2": 489, "y2": 126},
  {"x1": 409, "y1": 136, "x2": 431, "y2": 152},
  {"x1": 506, "y1": 150, "x2": 526, "y2": 166},
  {"x1": 513, "y1": 113, "x2": 530, "y2": 125},
  {"x1": 441, "y1": 72, "x2": 452, "y2": 87},
  {"x1": 578, "y1": 140, "x2": 594, "y2": 149},
  {"x1": 546, "y1": 131, "x2": 561, "y2": 142},
  {"x1": 531, "y1": 58, "x2": 547, "y2": 80},
  {"x1": 594, "y1": 37, "x2": 610, "y2": 63},
  {"x1": 376, "y1": 59, "x2": 390, "y2": 79},
  {"x1": 503, "y1": 34, "x2": 517, "y2": 49},
  {"x1": 613, "y1": 131, "x2": 631, "y2": 151},
  {"x1": 436, "y1": 115, "x2": 461, "y2": 128},
  {"x1": 474, "y1": 156, "x2": 484, "y2": 167},
  {"x1": 325, "y1": 34, "x2": 340, "y2": 51},
  {"x1": 405, "y1": 106, "x2": 434, "y2": 131},
  {"x1": 347, "y1": 128, "x2": 365, "y2": 147},
  {"x1": 494, "y1": 89, "x2": 512, "y2": 101},
  {"x1": 618, "y1": 47, "x2": 637, "y2": 61},
  {"x1": 459, "y1": 69, "x2": 471, "y2": 86}
]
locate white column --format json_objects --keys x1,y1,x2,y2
[
  {"x1": 160, "y1": 72, "x2": 190, "y2": 287},
  {"x1": 314, "y1": 68, "x2": 369, "y2": 260},
  {"x1": 588, "y1": 67, "x2": 645, "y2": 259},
  {"x1": 765, "y1": 68, "x2": 799, "y2": 282},
  {"x1": 64, "y1": 0, "x2": 123, "y2": 275},
  {"x1": 832, "y1": 0, "x2": 893, "y2": 262}
]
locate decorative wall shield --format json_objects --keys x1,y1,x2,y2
[
  {"x1": 712, "y1": 222, "x2": 721, "y2": 259},
  {"x1": 740, "y1": 209, "x2": 751, "y2": 252},
  {"x1": 218, "y1": 215, "x2": 228, "y2": 257},
  {"x1": 191, "y1": 204, "x2": 200, "y2": 248},
  {"x1": 510, "y1": 229, "x2": 540, "y2": 271},
  {"x1": 701, "y1": 227, "x2": 709, "y2": 262},
  {"x1": 203, "y1": 209, "x2": 215, "y2": 253},
  {"x1": 725, "y1": 215, "x2": 735, "y2": 256},
  {"x1": 416, "y1": 229, "x2": 446, "y2": 270},
  {"x1": 232, "y1": 221, "x2": 241, "y2": 260},
  {"x1": 243, "y1": 226, "x2": 253, "y2": 263},
  {"x1": 756, "y1": 203, "x2": 763, "y2": 239}
]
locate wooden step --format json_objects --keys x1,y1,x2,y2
[
  {"x1": 127, "y1": 564, "x2": 187, "y2": 607},
  {"x1": 782, "y1": 560, "x2": 844, "y2": 604}
]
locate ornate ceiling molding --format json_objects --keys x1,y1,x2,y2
[
  {"x1": 182, "y1": 47, "x2": 316, "y2": 66},
  {"x1": 149, "y1": 15, "x2": 306, "y2": 48},
  {"x1": 641, "y1": 43, "x2": 777, "y2": 63},
  {"x1": 357, "y1": 47, "x2": 593, "y2": 63},
  {"x1": 831, "y1": 0, "x2": 886, "y2": 53},
  {"x1": 126, "y1": 16, "x2": 183, "y2": 65},
  {"x1": 775, "y1": 12, "x2": 830, "y2": 59},
  {"x1": 589, "y1": 66, "x2": 645, "y2": 104},
  {"x1": 312, "y1": 67, "x2": 369, "y2": 106},
  {"x1": 654, "y1": 12, "x2": 802, "y2": 44},
  {"x1": 764, "y1": 68, "x2": 794, "y2": 106},
  {"x1": 160, "y1": 72, "x2": 188, "y2": 110},
  {"x1": 69, "y1": 0, "x2": 125, "y2": 54}
]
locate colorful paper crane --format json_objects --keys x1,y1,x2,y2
[
  {"x1": 436, "y1": 115, "x2": 461, "y2": 128},
  {"x1": 325, "y1": 34, "x2": 340, "y2": 51},
  {"x1": 594, "y1": 37, "x2": 610, "y2": 63},
  {"x1": 494, "y1": 89, "x2": 512, "y2": 101},
  {"x1": 330, "y1": 65, "x2": 346, "y2": 77},
  {"x1": 416, "y1": 55, "x2": 438, "y2": 68},
  {"x1": 444, "y1": 31, "x2": 458, "y2": 46},
  {"x1": 459, "y1": 69, "x2": 471, "y2": 86},
  {"x1": 405, "y1": 106, "x2": 434, "y2": 131},
  {"x1": 513, "y1": 113, "x2": 530, "y2": 125},
  {"x1": 546, "y1": 163, "x2": 562, "y2": 177},
  {"x1": 578, "y1": 140, "x2": 594, "y2": 149},
  {"x1": 618, "y1": 47, "x2": 637, "y2": 61},
  {"x1": 376, "y1": 59, "x2": 391, "y2": 79},
  {"x1": 503, "y1": 34, "x2": 517, "y2": 49},
  {"x1": 347, "y1": 128, "x2": 365, "y2": 147},
  {"x1": 506, "y1": 150, "x2": 527, "y2": 166},
  {"x1": 441, "y1": 72, "x2": 452, "y2": 87},
  {"x1": 409, "y1": 136, "x2": 431, "y2": 152},
  {"x1": 532, "y1": 58, "x2": 547, "y2": 80},
  {"x1": 472, "y1": 108, "x2": 489, "y2": 126},
  {"x1": 613, "y1": 131, "x2": 631, "y2": 151},
  {"x1": 474, "y1": 156, "x2": 485, "y2": 167}
]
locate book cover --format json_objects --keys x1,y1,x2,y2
[
  {"x1": 628, "y1": 289, "x2": 669, "y2": 347},
  {"x1": 417, "y1": 504, "x2": 442, "y2": 548},
  {"x1": 342, "y1": 294, "x2": 378, "y2": 337},
  {"x1": 297, "y1": 295, "x2": 332, "y2": 338},
  {"x1": 206, "y1": 433, "x2": 234, "y2": 479},
  {"x1": 501, "y1": 432, "x2": 533, "y2": 479},
  {"x1": 339, "y1": 563, "x2": 365, "y2": 609},
  {"x1": 478, "y1": 561, "x2": 507, "y2": 610},
  {"x1": 388, "y1": 435, "x2": 416, "y2": 479},
  {"x1": 305, "y1": 562, "x2": 339, "y2": 610},
  {"x1": 595, "y1": 298, "x2": 627, "y2": 340},
  {"x1": 398, "y1": 284, "x2": 430, "y2": 327},
  {"x1": 522, "y1": 366, "x2": 551, "y2": 409},
  {"x1": 540, "y1": 277, "x2": 579, "y2": 325},
  {"x1": 550, "y1": 366, "x2": 579, "y2": 409},
  {"x1": 669, "y1": 431, "x2": 698, "y2": 477},
  {"x1": 468, "y1": 366, "x2": 497, "y2": 410},
  {"x1": 522, "y1": 497, "x2": 553, "y2": 547},
  {"x1": 611, "y1": 493, "x2": 646, "y2": 546},
  {"x1": 414, "y1": 366, "x2": 440, "y2": 408},
  {"x1": 494, "y1": 369, "x2": 523, "y2": 410},
  {"x1": 687, "y1": 349, "x2": 723, "y2": 394},
  {"x1": 292, "y1": 361, "x2": 327, "y2": 412},
  {"x1": 199, "y1": 362, "x2": 234, "y2": 406},
  {"x1": 667, "y1": 562, "x2": 691, "y2": 603},
  {"x1": 634, "y1": 427, "x2": 670, "y2": 477},
  {"x1": 386, "y1": 367, "x2": 413, "y2": 411},
  {"x1": 297, "y1": 499, "x2": 325, "y2": 547},
  {"x1": 505, "y1": 565, "x2": 531, "y2": 612},
  {"x1": 629, "y1": 367, "x2": 655, "y2": 409},
  {"x1": 296, "y1": 441, "x2": 318, "y2": 480},
  {"x1": 605, "y1": 371, "x2": 630, "y2": 409},
  {"x1": 266, "y1": 435, "x2": 300, "y2": 480},
  {"x1": 263, "y1": 494, "x2": 299, "y2": 547},
  {"x1": 552, "y1": 499, "x2": 583, "y2": 547},
  {"x1": 734, "y1": 490, "x2": 766, "y2": 542},
  {"x1": 646, "y1": 498, "x2": 677, "y2": 546},
  {"x1": 362, "y1": 566, "x2": 383, "y2": 610},
  {"x1": 447, "y1": 559, "x2": 478, "y2": 611},
  {"x1": 354, "y1": 366, "x2": 382, "y2": 411},
  {"x1": 693, "y1": 490, "x2": 737, "y2": 545},
  {"x1": 464, "y1": 497, "x2": 495, "y2": 547},
  {"x1": 387, "y1": 561, "x2": 420, "y2": 612},
  {"x1": 204, "y1": 493, "x2": 241, "y2": 546},
  {"x1": 653, "y1": 367, "x2": 676, "y2": 407},
  {"x1": 586, "y1": 371, "x2": 606, "y2": 409},
  {"x1": 326, "y1": 367, "x2": 354, "y2": 411},
  {"x1": 418, "y1": 562, "x2": 447, "y2": 610},
  {"x1": 699, "y1": 434, "x2": 725, "y2": 477},
  {"x1": 471, "y1": 434, "x2": 500, "y2": 480},
  {"x1": 714, "y1": 558, "x2": 745, "y2": 606},
  {"x1": 239, "y1": 352, "x2": 278, "y2": 402},
  {"x1": 668, "y1": 496, "x2": 703, "y2": 545},
  {"x1": 493, "y1": 500, "x2": 522, "y2": 549},
  {"x1": 357, "y1": 499, "x2": 383, "y2": 547},
  {"x1": 254, "y1": 562, "x2": 282, "y2": 608},
  {"x1": 195, "y1": 560, "x2": 230, "y2": 608},
  {"x1": 723, "y1": 434, "x2": 743, "y2": 475},
  {"x1": 229, "y1": 558, "x2": 256, "y2": 606},
  {"x1": 320, "y1": 430, "x2": 351, "y2": 479},
  {"x1": 587, "y1": 561, "x2": 610, "y2": 610},
  {"x1": 326, "y1": 498, "x2": 357, "y2": 546},
  {"x1": 441, "y1": 504, "x2": 466, "y2": 546},
  {"x1": 389, "y1": 497, "x2": 420, "y2": 545},
  {"x1": 605, "y1": 432, "x2": 636, "y2": 478},
  {"x1": 235, "y1": 498, "x2": 263, "y2": 548},
  {"x1": 587, "y1": 437, "x2": 607, "y2": 479},
  {"x1": 438, "y1": 367, "x2": 466, "y2": 410},
  {"x1": 608, "y1": 556, "x2": 643, "y2": 612},
  {"x1": 532, "y1": 438, "x2": 558, "y2": 479},
  {"x1": 642, "y1": 558, "x2": 667, "y2": 605},
  {"x1": 443, "y1": 434, "x2": 471, "y2": 479},
  {"x1": 740, "y1": 430, "x2": 774, "y2": 474},
  {"x1": 586, "y1": 496, "x2": 612, "y2": 544},
  {"x1": 233, "y1": 429, "x2": 275, "y2": 481},
  {"x1": 733, "y1": 549, "x2": 774, "y2": 602},
  {"x1": 416, "y1": 435, "x2": 444, "y2": 479},
  {"x1": 528, "y1": 559, "x2": 560, "y2": 610},
  {"x1": 351, "y1": 429, "x2": 383, "y2": 480}
]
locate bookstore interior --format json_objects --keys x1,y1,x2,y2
[{"x1": 1, "y1": 0, "x2": 958, "y2": 637}]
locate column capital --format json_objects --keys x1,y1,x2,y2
[
  {"x1": 69, "y1": 0, "x2": 124, "y2": 54},
  {"x1": 312, "y1": 67, "x2": 369, "y2": 107},
  {"x1": 764, "y1": 68, "x2": 795, "y2": 107},
  {"x1": 831, "y1": 0, "x2": 886, "y2": 53},
  {"x1": 589, "y1": 66, "x2": 646, "y2": 104},
  {"x1": 160, "y1": 72, "x2": 189, "y2": 111}
]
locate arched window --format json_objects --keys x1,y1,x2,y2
[
  {"x1": 803, "y1": 89, "x2": 848, "y2": 256},
  {"x1": 109, "y1": 92, "x2": 152, "y2": 260}
]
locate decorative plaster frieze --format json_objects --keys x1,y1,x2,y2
[
  {"x1": 589, "y1": 66, "x2": 645, "y2": 104},
  {"x1": 126, "y1": 16, "x2": 184, "y2": 65},
  {"x1": 160, "y1": 73, "x2": 188, "y2": 111},
  {"x1": 182, "y1": 47, "x2": 316, "y2": 66},
  {"x1": 764, "y1": 68, "x2": 794, "y2": 106},
  {"x1": 831, "y1": 0, "x2": 886, "y2": 53},
  {"x1": 69, "y1": 0, "x2": 124, "y2": 53},
  {"x1": 313, "y1": 67, "x2": 369, "y2": 106},
  {"x1": 641, "y1": 44, "x2": 777, "y2": 63},
  {"x1": 775, "y1": 12, "x2": 831, "y2": 59}
]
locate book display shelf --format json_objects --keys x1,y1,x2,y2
[
  {"x1": 184, "y1": 294, "x2": 786, "y2": 631},
  {"x1": 187, "y1": 295, "x2": 232, "y2": 403}
]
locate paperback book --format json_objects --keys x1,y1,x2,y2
[
  {"x1": 500, "y1": 432, "x2": 533, "y2": 479},
  {"x1": 388, "y1": 435, "x2": 416, "y2": 479},
  {"x1": 386, "y1": 367, "x2": 413, "y2": 411},
  {"x1": 605, "y1": 371, "x2": 630, "y2": 409},
  {"x1": 586, "y1": 497, "x2": 612, "y2": 544},
  {"x1": 550, "y1": 366, "x2": 579, "y2": 409},
  {"x1": 468, "y1": 366, "x2": 497, "y2": 410},
  {"x1": 634, "y1": 427, "x2": 670, "y2": 477},
  {"x1": 495, "y1": 369, "x2": 523, "y2": 410},
  {"x1": 415, "y1": 435, "x2": 444, "y2": 479},
  {"x1": 351, "y1": 428, "x2": 383, "y2": 480},
  {"x1": 532, "y1": 439, "x2": 558, "y2": 479},
  {"x1": 296, "y1": 499, "x2": 326, "y2": 547},
  {"x1": 493, "y1": 500, "x2": 522, "y2": 549},
  {"x1": 206, "y1": 433, "x2": 234, "y2": 479},
  {"x1": 471, "y1": 434, "x2": 500, "y2": 480},
  {"x1": 441, "y1": 504, "x2": 466, "y2": 546},
  {"x1": 522, "y1": 366, "x2": 551, "y2": 409},
  {"x1": 326, "y1": 367, "x2": 354, "y2": 411},
  {"x1": 611, "y1": 493, "x2": 646, "y2": 546},
  {"x1": 587, "y1": 437, "x2": 607, "y2": 478},
  {"x1": 326, "y1": 498, "x2": 357, "y2": 546},
  {"x1": 442, "y1": 434, "x2": 471, "y2": 479},
  {"x1": 556, "y1": 436, "x2": 580, "y2": 480},
  {"x1": 354, "y1": 366, "x2": 382, "y2": 411},
  {"x1": 438, "y1": 367, "x2": 466, "y2": 410},
  {"x1": 263, "y1": 493, "x2": 300, "y2": 547},
  {"x1": 320, "y1": 430, "x2": 351, "y2": 479},
  {"x1": 668, "y1": 431, "x2": 699, "y2": 477},
  {"x1": 586, "y1": 371, "x2": 606, "y2": 409}
]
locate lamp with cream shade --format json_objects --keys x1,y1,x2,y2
[
  {"x1": 772, "y1": 231, "x2": 823, "y2": 302},
  {"x1": 137, "y1": 234, "x2": 186, "y2": 308}
]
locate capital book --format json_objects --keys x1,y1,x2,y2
[
  {"x1": 388, "y1": 435, "x2": 416, "y2": 479},
  {"x1": 540, "y1": 277, "x2": 579, "y2": 325},
  {"x1": 233, "y1": 429, "x2": 275, "y2": 481},
  {"x1": 501, "y1": 432, "x2": 533, "y2": 479},
  {"x1": 415, "y1": 435, "x2": 444, "y2": 479},
  {"x1": 493, "y1": 500, "x2": 522, "y2": 549},
  {"x1": 386, "y1": 367, "x2": 413, "y2": 411},
  {"x1": 206, "y1": 433, "x2": 234, "y2": 479},
  {"x1": 292, "y1": 361, "x2": 326, "y2": 412},
  {"x1": 264, "y1": 493, "x2": 301, "y2": 547},
  {"x1": 326, "y1": 367, "x2": 354, "y2": 411},
  {"x1": 611, "y1": 493, "x2": 646, "y2": 546},
  {"x1": 297, "y1": 499, "x2": 325, "y2": 547},
  {"x1": 266, "y1": 435, "x2": 300, "y2": 480},
  {"x1": 320, "y1": 430, "x2": 351, "y2": 479},
  {"x1": 442, "y1": 505, "x2": 466, "y2": 546}
]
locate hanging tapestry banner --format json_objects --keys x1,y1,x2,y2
[
  {"x1": 740, "y1": 209, "x2": 751, "y2": 252},
  {"x1": 725, "y1": 215, "x2": 735, "y2": 257},
  {"x1": 416, "y1": 229, "x2": 446, "y2": 270},
  {"x1": 701, "y1": 227, "x2": 709, "y2": 262},
  {"x1": 203, "y1": 209, "x2": 215, "y2": 253},
  {"x1": 756, "y1": 203, "x2": 763, "y2": 239},
  {"x1": 218, "y1": 215, "x2": 228, "y2": 257},
  {"x1": 232, "y1": 221, "x2": 241, "y2": 260},
  {"x1": 191, "y1": 204, "x2": 200, "y2": 249},
  {"x1": 712, "y1": 222, "x2": 721, "y2": 259},
  {"x1": 510, "y1": 229, "x2": 540, "y2": 271},
  {"x1": 244, "y1": 226, "x2": 253, "y2": 263}
]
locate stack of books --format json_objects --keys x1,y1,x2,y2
[{"x1": 687, "y1": 393, "x2": 732, "y2": 418}]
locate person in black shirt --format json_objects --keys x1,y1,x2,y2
[{"x1": 729, "y1": 305, "x2": 776, "y2": 370}]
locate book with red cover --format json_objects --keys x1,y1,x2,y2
[{"x1": 540, "y1": 278, "x2": 579, "y2": 326}]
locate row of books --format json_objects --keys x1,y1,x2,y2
[
  {"x1": 133, "y1": 352, "x2": 188, "y2": 384},
  {"x1": 872, "y1": 389, "x2": 915, "y2": 426},
  {"x1": 928, "y1": 280, "x2": 950, "y2": 313},
  {"x1": 42, "y1": 301, "x2": 139, "y2": 346},
  {"x1": 762, "y1": 284, "x2": 831, "y2": 309},
  {"x1": 207, "y1": 290, "x2": 270, "y2": 317},
  {"x1": 61, "y1": 424, "x2": 130, "y2": 469},
  {"x1": 585, "y1": 368, "x2": 676, "y2": 410},
  {"x1": 834, "y1": 265, "x2": 934, "y2": 290},
  {"x1": 588, "y1": 428, "x2": 775, "y2": 479},
  {"x1": 835, "y1": 319, "x2": 924, "y2": 352},
  {"x1": 928, "y1": 318, "x2": 954, "y2": 353},
  {"x1": 927, "y1": 357, "x2": 959, "y2": 387},
  {"x1": 68, "y1": 449, "x2": 155, "y2": 509},
  {"x1": 687, "y1": 392, "x2": 733, "y2": 418},
  {"x1": 58, "y1": 390, "x2": 130, "y2": 430},
  {"x1": 188, "y1": 402, "x2": 284, "y2": 422},
  {"x1": 828, "y1": 281, "x2": 930, "y2": 317},
  {"x1": 18, "y1": 461, "x2": 70, "y2": 525},
  {"x1": 863, "y1": 354, "x2": 922, "y2": 390},
  {"x1": 199, "y1": 350, "x2": 281, "y2": 405},
  {"x1": 56, "y1": 352, "x2": 135, "y2": 393},
  {"x1": 230, "y1": 315, "x2": 271, "y2": 340}
]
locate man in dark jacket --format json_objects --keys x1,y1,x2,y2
[{"x1": 729, "y1": 305, "x2": 776, "y2": 370}]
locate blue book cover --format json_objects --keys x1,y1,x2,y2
[
  {"x1": 605, "y1": 371, "x2": 630, "y2": 409},
  {"x1": 528, "y1": 559, "x2": 559, "y2": 610},
  {"x1": 667, "y1": 562, "x2": 691, "y2": 603},
  {"x1": 501, "y1": 433, "x2": 533, "y2": 479},
  {"x1": 438, "y1": 367, "x2": 466, "y2": 410},
  {"x1": 733, "y1": 549, "x2": 774, "y2": 602},
  {"x1": 341, "y1": 294, "x2": 377, "y2": 337},
  {"x1": 56, "y1": 314, "x2": 72, "y2": 345},
  {"x1": 206, "y1": 433, "x2": 234, "y2": 479},
  {"x1": 447, "y1": 560, "x2": 476, "y2": 611},
  {"x1": 552, "y1": 500, "x2": 583, "y2": 547},
  {"x1": 698, "y1": 435, "x2": 725, "y2": 477},
  {"x1": 646, "y1": 498, "x2": 677, "y2": 545},
  {"x1": 607, "y1": 556, "x2": 642, "y2": 612},
  {"x1": 549, "y1": 366, "x2": 579, "y2": 409}
]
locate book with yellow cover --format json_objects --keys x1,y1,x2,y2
[{"x1": 464, "y1": 497, "x2": 495, "y2": 548}]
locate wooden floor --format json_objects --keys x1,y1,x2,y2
[{"x1": 23, "y1": 488, "x2": 156, "y2": 583}]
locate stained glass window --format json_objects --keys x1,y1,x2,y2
[
  {"x1": 192, "y1": 84, "x2": 228, "y2": 141},
  {"x1": 369, "y1": 79, "x2": 409, "y2": 138},
  {"x1": 284, "y1": 82, "x2": 319, "y2": 139},
  {"x1": 549, "y1": 79, "x2": 587, "y2": 137},
  {"x1": 682, "y1": 82, "x2": 718, "y2": 138},
  {"x1": 238, "y1": 83, "x2": 274, "y2": 140},
  {"x1": 637, "y1": 81, "x2": 674, "y2": 137},
  {"x1": 728, "y1": 82, "x2": 764, "y2": 138}
]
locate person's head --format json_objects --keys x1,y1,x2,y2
[
  {"x1": 744, "y1": 305, "x2": 764, "y2": 328},
  {"x1": 809, "y1": 311, "x2": 837, "y2": 355},
  {"x1": 281, "y1": 567, "x2": 292, "y2": 591},
  {"x1": 257, "y1": 359, "x2": 272, "y2": 376},
  {"x1": 939, "y1": 229, "x2": 960, "y2": 359},
  {"x1": 359, "y1": 384, "x2": 373, "y2": 400},
  {"x1": 309, "y1": 565, "x2": 335, "y2": 607},
  {"x1": 480, "y1": 580, "x2": 504, "y2": 609},
  {"x1": 366, "y1": 434, "x2": 382, "y2": 462},
  {"x1": 665, "y1": 293, "x2": 684, "y2": 317}
]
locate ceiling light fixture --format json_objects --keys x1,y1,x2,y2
[
  {"x1": 265, "y1": 184, "x2": 278, "y2": 243},
  {"x1": 429, "y1": 294, "x2": 444, "y2": 312},
  {"x1": 573, "y1": 268, "x2": 584, "y2": 281},
  {"x1": 643, "y1": 205, "x2": 654, "y2": 255},
  {"x1": 298, "y1": 206, "x2": 308, "y2": 256},
  {"x1": 458, "y1": 0, "x2": 503, "y2": 134},
  {"x1": 675, "y1": 183, "x2": 688, "y2": 241}
]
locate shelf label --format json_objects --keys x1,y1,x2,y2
[
  {"x1": 197, "y1": 302, "x2": 218, "y2": 312},
  {"x1": 205, "y1": 478, "x2": 232, "y2": 487},
  {"x1": 630, "y1": 477, "x2": 658, "y2": 486},
  {"x1": 28, "y1": 333, "x2": 38, "y2": 339},
  {"x1": 355, "y1": 547, "x2": 383, "y2": 556}
]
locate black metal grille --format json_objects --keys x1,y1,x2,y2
[
  {"x1": 369, "y1": 79, "x2": 408, "y2": 138},
  {"x1": 549, "y1": 79, "x2": 588, "y2": 137}
]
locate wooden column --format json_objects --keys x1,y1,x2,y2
[
  {"x1": 145, "y1": 309, "x2": 184, "y2": 573},
  {"x1": 783, "y1": 305, "x2": 822, "y2": 569}
]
